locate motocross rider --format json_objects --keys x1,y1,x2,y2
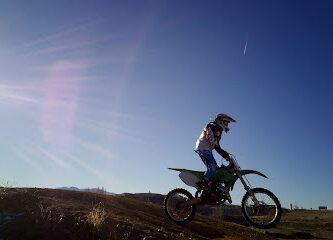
[{"x1": 195, "y1": 113, "x2": 236, "y2": 202}]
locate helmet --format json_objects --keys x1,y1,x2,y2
[{"x1": 215, "y1": 113, "x2": 236, "y2": 133}]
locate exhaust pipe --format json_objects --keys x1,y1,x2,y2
[{"x1": 179, "y1": 198, "x2": 202, "y2": 206}]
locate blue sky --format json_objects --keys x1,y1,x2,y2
[{"x1": 0, "y1": 0, "x2": 332, "y2": 210}]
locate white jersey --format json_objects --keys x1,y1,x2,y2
[{"x1": 195, "y1": 121, "x2": 223, "y2": 151}]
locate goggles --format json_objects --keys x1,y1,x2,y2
[{"x1": 223, "y1": 120, "x2": 230, "y2": 126}]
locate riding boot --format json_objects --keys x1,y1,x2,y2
[{"x1": 199, "y1": 178, "x2": 214, "y2": 199}]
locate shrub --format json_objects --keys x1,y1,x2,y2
[{"x1": 86, "y1": 202, "x2": 107, "y2": 230}]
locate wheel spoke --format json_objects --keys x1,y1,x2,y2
[
  {"x1": 243, "y1": 189, "x2": 279, "y2": 226},
  {"x1": 165, "y1": 190, "x2": 194, "y2": 223}
]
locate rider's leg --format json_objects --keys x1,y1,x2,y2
[
  {"x1": 203, "y1": 163, "x2": 218, "y2": 194},
  {"x1": 196, "y1": 150, "x2": 218, "y2": 197},
  {"x1": 195, "y1": 150, "x2": 232, "y2": 203},
  {"x1": 198, "y1": 150, "x2": 218, "y2": 180}
]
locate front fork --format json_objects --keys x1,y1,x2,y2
[{"x1": 236, "y1": 171, "x2": 260, "y2": 206}]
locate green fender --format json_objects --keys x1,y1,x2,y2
[
  {"x1": 226, "y1": 169, "x2": 268, "y2": 190},
  {"x1": 239, "y1": 169, "x2": 267, "y2": 179},
  {"x1": 168, "y1": 168, "x2": 205, "y2": 178}
]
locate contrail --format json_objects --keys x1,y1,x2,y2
[{"x1": 243, "y1": 39, "x2": 248, "y2": 55}]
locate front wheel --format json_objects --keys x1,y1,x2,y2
[
  {"x1": 164, "y1": 188, "x2": 196, "y2": 225},
  {"x1": 241, "y1": 188, "x2": 281, "y2": 229}
]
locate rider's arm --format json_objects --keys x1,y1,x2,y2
[{"x1": 214, "y1": 144, "x2": 230, "y2": 161}]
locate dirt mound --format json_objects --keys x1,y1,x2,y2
[
  {"x1": 0, "y1": 188, "x2": 274, "y2": 240},
  {"x1": 120, "y1": 192, "x2": 165, "y2": 205}
]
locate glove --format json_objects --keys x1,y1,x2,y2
[
  {"x1": 226, "y1": 162, "x2": 235, "y2": 173},
  {"x1": 225, "y1": 154, "x2": 231, "y2": 162}
]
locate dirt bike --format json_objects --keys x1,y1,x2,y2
[{"x1": 164, "y1": 154, "x2": 281, "y2": 229}]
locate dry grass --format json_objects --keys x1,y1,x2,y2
[
  {"x1": 265, "y1": 209, "x2": 333, "y2": 240},
  {"x1": 86, "y1": 202, "x2": 107, "y2": 230},
  {"x1": 39, "y1": 204, "x2": 64, "y2": 222}
]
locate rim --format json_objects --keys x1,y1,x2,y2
[
  {"x1": 243, "y1": 191, "x2": 278, "y2": 226},
  {"x1": 166, "y1": 191, "x2": 193, "y2": 222}
]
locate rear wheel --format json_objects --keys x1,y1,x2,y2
[
  {"x1": 164, "y1": 188, "x2": 196, "y2": 225},
  {"x1": 241, "y1": 188, "x2": 281, "y2": 229}
]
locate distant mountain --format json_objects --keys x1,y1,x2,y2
[{"x1": 56, "y1": 187, "x2": 116, "y2": 195}]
